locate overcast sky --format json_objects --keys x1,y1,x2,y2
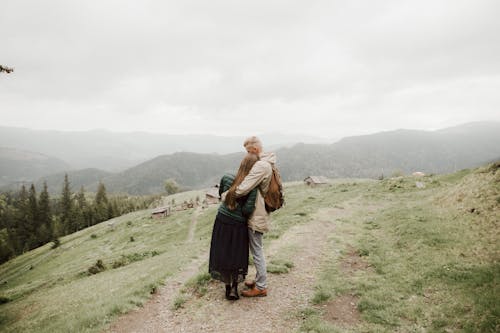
[{"x1": 1, "y1": 0, "x2": 499, "y2": 140}]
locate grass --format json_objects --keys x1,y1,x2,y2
[
  {"x1": 172, "y1": 294, "x2": 188, "y2": 310},
  {"x1": 171, "y1": 268, "x2": 212, "y2": 310},
  {"x1": 183, "y1": 270, "x2": 211, "y2": 297},
  {"x1": 267, "y1": 259, "x2": 294, "y2": 274},
  {"x1": 299, "y1": 165, "x2": 499, "y2": 332},
  {"x1": 1, "y1": 164, "x2": 498, "y2": 332},
  {"x1": 0, "y1": 205, "x2": 218, "y2": 333}
]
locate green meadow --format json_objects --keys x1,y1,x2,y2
[{"x1": 0, "y1": 164, "x2": 498, "y2": 332}]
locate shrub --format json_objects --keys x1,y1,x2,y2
[
  {"x1": 51, "y1": 239, "x2": 61, "y2": 249},
  {"x1": 172, "y1": 295, "x2": 187, "y2": 310},
  {"x1": 149, "y1": 283, "x2": 158, "y2": 294},
  {"x1": 184, "y1": 272, "x2": 211, "y2": 297},
  {"x1": 312, "y1": 288, "x2": 331, "y2": 304},
  {"x1": 358, "y1": 248, "x2": 370, "y2": 257},
  {"x1": 0, "y1": 296, "x2": 11, "y2": 304},
  {"x1": 88, "y1": 260, "x2": 106, "y2": 275},
  {"x1": 112, "y1": 258, "x2": 127, "y2": 269},
  {"x1": 111, "y1": 251, "x2": 161, "y2": 269}
]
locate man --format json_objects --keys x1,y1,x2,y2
[{"x1": 233, "y1": 136, "x2": 275, "y2": 297}]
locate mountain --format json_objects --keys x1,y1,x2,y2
[
  {"x1": 102, "y1": 152, "x2": 245, "y2": 195},
  {"x1": 0, "y1": 127, "x2": 328, "y2": 171},
  {"x1": 2, "y1": 122, "x2": 499, "y2": 195},
  {"x1": 98, "y1": 122, "x2": 500, "y2": 194},
  {"x1": 0, "y1": 147, "x2": 70, "y2": 187},
  {"x1": 33, "y1": 168, "x2": 114, "y2": 194},
  {"x1": 278, "y1": 121, "x2": 500, "y2": 180}
]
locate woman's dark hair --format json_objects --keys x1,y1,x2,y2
[{"x1": 225, "y1": 153, "x2": 259, "y2": 210}]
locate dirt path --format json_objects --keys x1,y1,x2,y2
[
  {"x1": 107, "y1": 203, "x2": 356, "y2": 333},
  {"x1": 107, "y1": 252, "x2": 208, "y2": 333},
  {"x1": 186, "y1": 207, "x2": 201, "y2": 243}
]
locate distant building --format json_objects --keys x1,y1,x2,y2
[
  {"x1": 304, "y1": 176, "x2": 328, "y2": 186},
  {"x1": 412, "y1": 171, "x2": 425, "y2": 177},
  {"x1": 205, "y1": 185, "x2": 220, "y2": 205},
  {"x1": 151, "y1": 206, "x2": 171, "y2": 218}
]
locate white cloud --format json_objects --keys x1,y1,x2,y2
[{"x1": 1, "y1": 0, "x2": 499, "y2": 139}]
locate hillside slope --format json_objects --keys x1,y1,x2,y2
[{"x1": 0, "y1": 163, "x2": 497, "y2": 332}]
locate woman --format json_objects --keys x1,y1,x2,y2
[{"x1": 209, "y1": 153, "x2": 259, "y2": 300}]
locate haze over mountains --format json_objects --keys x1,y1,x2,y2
[
  {"x1": 1, "y1": 122, "x2": 499, "y2": 194},
  {"x1": 0, "y1": 126, "x2": 328, "y2": 171}
]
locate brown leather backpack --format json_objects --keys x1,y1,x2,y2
[{"x1": 264, "y1": 165, "x2": 284, "y2": 213}]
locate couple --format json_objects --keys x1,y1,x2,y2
[{"x1": 209, "y1": 136, "x2": 275, "y2": 300}]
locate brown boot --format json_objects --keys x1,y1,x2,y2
[
  {"x1": 244, "y1": 280, "x2": 256, "y2": 289},
  {"x1": 241, "y1": 287, "x2": 267, "y2": 297}
]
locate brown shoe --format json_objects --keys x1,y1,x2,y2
[
  {"x1": 241, "y1": 287, "x2": 267, "y2": 297},
  {"x1": 244, "y1": 280, "x2": 256, "y2": 289}
]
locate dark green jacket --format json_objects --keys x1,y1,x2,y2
[{"x1": 217, "y1": 174, "x2": 257, "y2": 223}]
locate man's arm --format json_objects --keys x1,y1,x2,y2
[{"x1": 234, "y1": 161, "x2": 271, "y2": 197}]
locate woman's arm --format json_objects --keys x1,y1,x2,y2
[{"x1": 219, "y1": 174, "x2": 234, "y2": 196}]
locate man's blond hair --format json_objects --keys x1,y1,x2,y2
[{"x1": 243, "y1": 136, "x2": 262, "y2": 150}]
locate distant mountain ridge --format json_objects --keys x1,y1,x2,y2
[
  {"x1": 2, "y1": 122, "x2": 499, "y2": 195},
  {"x1": 0, "y1": 147, "x2": 70, "y2": 187},
  {"x1": 0, "y1": 126, "x2": 328, "y2": 172},
  {"x1": 278, "y1": 121, "x2": 500, "y2": 181}
]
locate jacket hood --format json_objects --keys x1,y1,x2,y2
[{"x1": 259, "y1": 152, "x2": 276, "y2": 165}]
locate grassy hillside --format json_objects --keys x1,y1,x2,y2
[
  {"x1": 0, "y1": 164, "x2": 498, "y2": 332},
  {"x1": 300, "y1": 163, "x2": 499, "y2": 332},
  {"x1": 0, "y1": 189, "x2": 214, "y2": 333}
]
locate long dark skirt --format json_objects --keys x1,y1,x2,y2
[{"x1": 209, "y1": 212, "x2": 249, "y2": 284}]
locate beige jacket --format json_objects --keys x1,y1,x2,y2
[{"x1": 235, "y1": 152, "x2": 275, "y2": 233}]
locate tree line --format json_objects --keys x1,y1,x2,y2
[{"x1": 0, "y1": 174, "x2": 160, "y2": 264}]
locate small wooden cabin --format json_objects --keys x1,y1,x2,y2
[
  {"x1": 205, "y1": 185, "x2": 220, "y2": 205},
  {"x1": 304, "y1": 176, "x2": 328, "y2": 186},
  {"x1": 151, "y1": 206, "x2": 171, "y2": 218}
]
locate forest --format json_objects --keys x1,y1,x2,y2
[{"x1": 0, "y1": 174, "x2": 160, "y2": 264}]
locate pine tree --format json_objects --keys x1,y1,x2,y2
[
  {"x1": 0, "y1": 194, "x2": 14, "y2": 263},
  {"x1": 15, "y1": 185, "x2": 30, "y2": 252},
  {"x1": 60, "y1": 174, "x2": 74, "y2": 234},
  {"x1": 38, "y1": 182, "x2": 53, "y2": 244},
  {"x1": 94, "y1": 182, "x2": 109, "y2": 223},
  {"x1": 95, "y1": 182, "x2": 108, "y2": 205},
  {"x1": 75, "y1": 186, "x2": 88, "y2": 230},
  {"x1": 27, "y1": 184, "x2": 39, "y2": 249}
]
